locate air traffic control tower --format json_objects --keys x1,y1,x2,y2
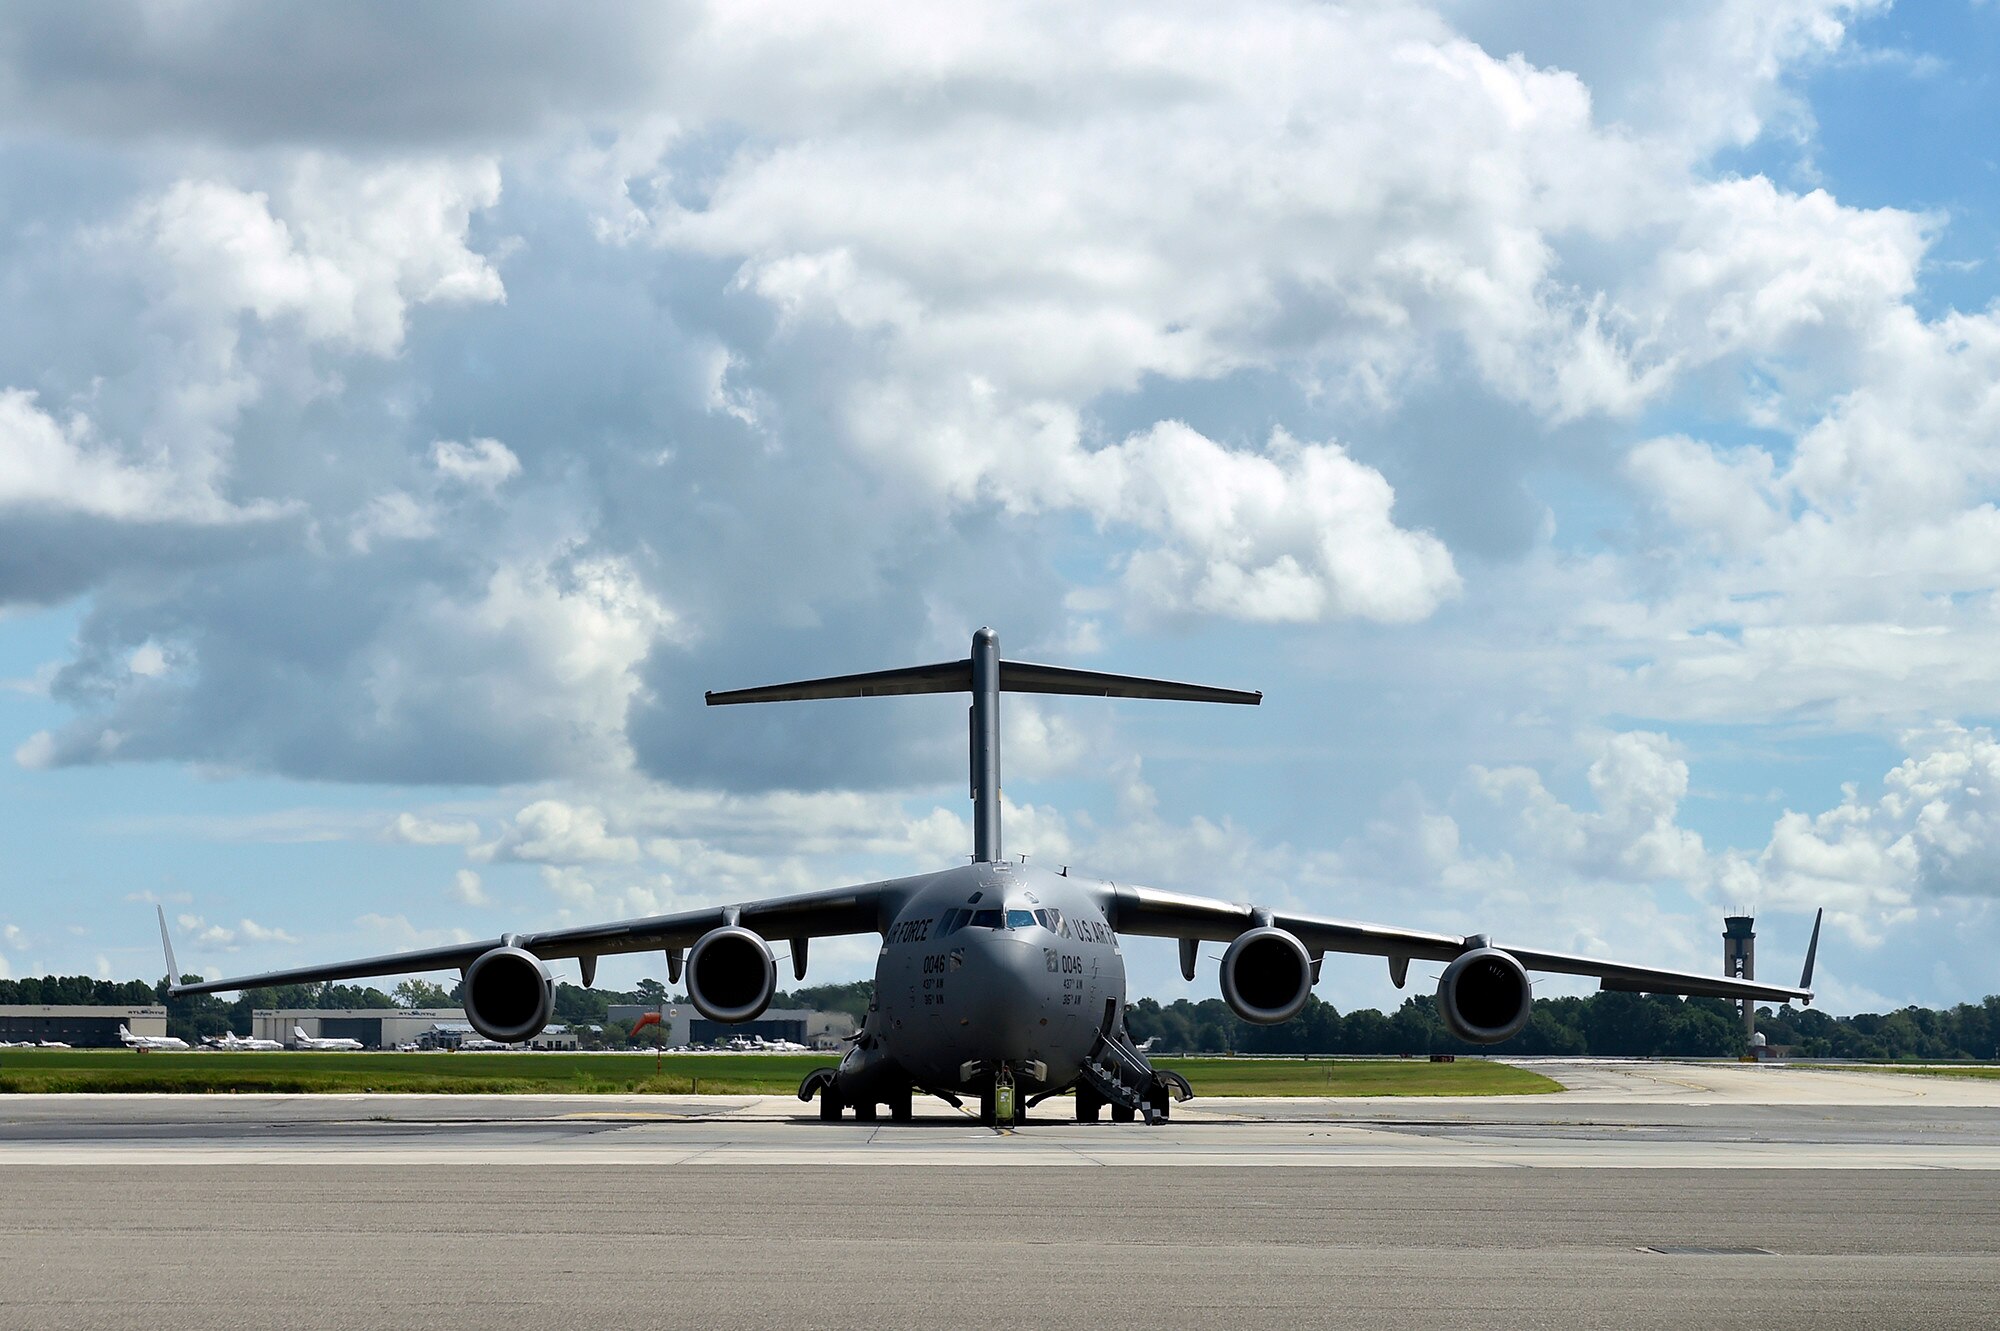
[{"x1": 1723, "y1": 914, "x2": 1756, "y2": 1045}]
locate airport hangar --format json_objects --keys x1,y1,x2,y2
[
  {"x1": 247, "y1": 1008, "x2": 545, "y2": 1049},
  {"x1": 0, "y1": 1005, "x2": 167, "y2": 1047}
]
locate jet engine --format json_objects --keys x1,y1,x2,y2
[
  {"x1": 1436, "y1": 946, "x2": 1532, "y2": 1044},
  {"x1": 686, "y1": 925, "x2": 777, "y2": 1024},
  {"x1": 462, "y1": 944, "x2": 555, "y2": 1044},
  {"x1": 1218, "y1": 926, "x2": 1313, "y2": 1025}
]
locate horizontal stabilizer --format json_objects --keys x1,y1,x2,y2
[
  {"x1": 999, "y1": 660, "x2": 1260, "y2": 704},
  {"x1": 707, "y1": 657, "x2": 1259, "y2": 706},
  {"x1": 706, "y1": 659, "x2": 969, "y2": 705}
]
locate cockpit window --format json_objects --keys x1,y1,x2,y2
[
  {"x1": 935, "y1": 908, "x2": 965, "y2": 938},
  {"x1": 969, "y1": 909, "x2": 1004, "y2": 929},
  {"x1": 1033, "y1": 908, "x2": 1067, "y2": 935},
  {"x1": 1006, "y1": 909, "x2": 1036, "y2": 929}
]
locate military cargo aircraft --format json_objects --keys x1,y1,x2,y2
[{"x1": 161, "y1": 628, "x2": 1819, "y2": 1126}]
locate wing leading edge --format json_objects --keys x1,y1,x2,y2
[
  {"x1": 1102, "y1": 882, "x2": 1817, "y2": 1006},
  {"x1": 164, "y1": 874, "x2": 929, "y2": 997}
]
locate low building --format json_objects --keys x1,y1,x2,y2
[
  {"x1": 0, "y1": 1005, "x2": 168, "y2": 1048},
  {"x1": 528, "y1": 1024, "x2": 581, "y2": 1051},
  {"x1": 607, "y1": 1005, "x2": 856, "y2": 1049},
  {"x1": 251, "y1": 1008, "x2": 467, "y2": 1050}
]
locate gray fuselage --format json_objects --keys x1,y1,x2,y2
[{"x1": 863, "y1": 861, "x2": 1125, "y2": 1097}]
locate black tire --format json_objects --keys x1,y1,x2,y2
[
  {"x1": 819, "y1": 1091, "x2": 843, "y2": 1122},
  {"x1": 1076, "y1": 1098, "x2": 1101, "y2": 1122},
  {"x1": 853, "y1": 1101, "x2": 878, "y2": 1123},
  {"x1": 1111, "y1": 1103, "x2": 1136, "y2": 1122},
  {"x1": 889, "y1": 1088, "x2": 913, "y2": 1122}
]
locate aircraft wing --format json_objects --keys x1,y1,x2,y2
[
  {"x1": 165, "y1": 873, "x2": 929, "y2": 997},
  {"x1": 1102, "y1": 882, "x2": 1817, "y2": 1006}
]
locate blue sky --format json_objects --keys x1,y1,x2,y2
[{"x1": 2, "y1": 1, "x2": 1997, "y2": 1014}]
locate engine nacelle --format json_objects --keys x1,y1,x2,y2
[
  {"x1": 1436, "y1": 946, "x2": 1532, "y2": 1044},
  {"x1": 1218, "y1": 926, "x2": 1313, "y2": 1025},
  {"x1": 686, "y1": 925, "x2": 777, "y2": 1024},
  {"x1": 462, "y1": 945, "x2": 554, "y2": 1044}
]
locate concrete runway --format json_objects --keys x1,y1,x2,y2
[{"x1": 3, "y1": 1060, "x2": 1996, "y2": 1329}]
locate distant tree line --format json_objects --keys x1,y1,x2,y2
[
  {"x1": 8, "y1": 972, "x2": 1994, "y2": 1058},
  {"x1": 1122, "y1": 991, "x2": 2000, "y2": 1061}
]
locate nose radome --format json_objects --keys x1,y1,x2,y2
[{"x1": 959, "y1": 929, "x2": 1046, "y2": 1058}]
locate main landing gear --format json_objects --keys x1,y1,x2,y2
[{"x1": 800, "y1": 1067, "x2": 916, "y2": 1122}]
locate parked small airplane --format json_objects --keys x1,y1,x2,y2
[
  {"x1": 118, "y1": 1024, "x2": 189, "y2": 1051},
  {"x1": 289, "y1": 1025, "x2": 364, "y2": 1051},
  {"x1": 201, "y1": 1032, "x2": 285, "y2": 1051},
  {"x1": 751, "y1": 1035, "x2": 810, "y2": 1052}
]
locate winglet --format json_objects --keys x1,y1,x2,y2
[
  {"x1": 157, "y1": 906, "x2": 181, "y2": 995},
  {"x1": 1799, "y1": 907, "x2": 1823, "y2": 995}
]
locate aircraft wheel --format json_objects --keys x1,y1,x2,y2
[
  {"x1": 1075, "y1": 1082, "x2": 1102, "y2": 1123},
  {"x1": 1111, "y1": 1103, "x2": 1136, "y2": 1123},
  {"x1": 889, "y1": 1088, "x2": 914, "y2": 1122},
  {"x1": 978, "y1": 1091, "x2": 997, "y2": 1127},
  {"x1": 819, "y1": 1090, "x2": 844, "y2": 1122},
  {"x1": 853, "y1": 1101, "x2": 878, "y2": 1123}
]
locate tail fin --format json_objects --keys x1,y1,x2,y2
[
  {"x1": 294, "y1": 1026, "x2": 311, "y2": 1041},
  {"x1": 1799, "y1": 907, "x2": 1823, "y2": 995},
  {"x1": 707, "y1": 627, "x2": 1258, "y2": 862},
  {"x1": 157, "y1": 906, "x2": 181, "y2": 992}
]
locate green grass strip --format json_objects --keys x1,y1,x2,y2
[
  {"x1": 1819, "y1": 1063, "x2": 2000, "y2": 1080},
  {"x1": 1155, "y1": 1057, "x2": 1560, "y2": 1097}
]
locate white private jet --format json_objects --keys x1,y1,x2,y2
[
  {"x1": 751, "y1": 1035, "x2": 810, "y2": 1052},
  {"x1": 202, "y1": 1032, "x2": 285, "y2": 1051},
  {"x1": 36, "y1": 1040, "x2": 70, "y2": 1048},
  {"x1": 290, "y1": 1025, "x2": 364, "y2": 1051},
  {"x1": 118, "y1": 1025, "x2": 189, "y2": 1051}
]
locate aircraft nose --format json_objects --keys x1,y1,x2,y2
[{"x1": 955, "y1": 928, "x2": 1048, "y2": 1059}]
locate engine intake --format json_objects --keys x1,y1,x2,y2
[
  {"x1": 1218, "y1": 926, "x2": 1313, "y2": 1025},
  {"x1": 1436, "y1": 946, "x2": 1532, "y2": 1044},
  {"x1": 463, "y1": 945, "x2": 554, "y2": 1044},
  {"x1": 687, "y1": 925, "x2": 777, "y2": 1024}
]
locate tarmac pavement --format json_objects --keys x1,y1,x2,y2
[{"x1": 2, "y1": 1060, "x2": 1994, "y2": 1329}]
